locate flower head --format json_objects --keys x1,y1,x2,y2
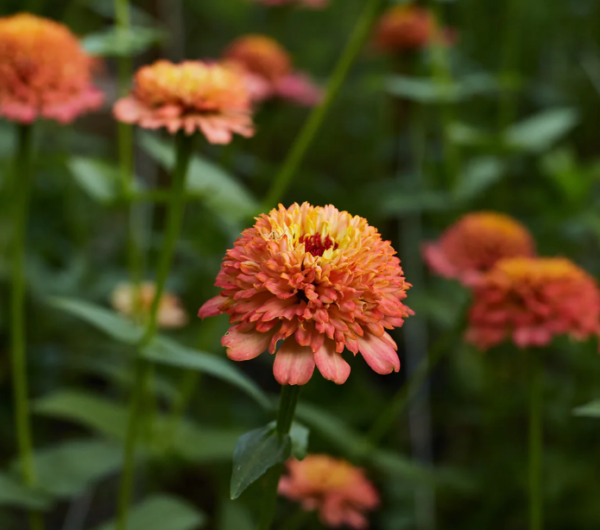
[
  {"x1": 252, "y1": 0, "x2": 329, "y2": 8},
  {"x1": 199, "y1": 203, "x2": 412, "y2": 385},
  {"x1": 466, "y1": 257, "x2": 600, "y2": 350},
  {"x1": 375, "y1": 4, "x2": 452, "y2": 54},
  {"x1": 0, "y1": 13, "x2": 103, "y2": 124},
  {"x1": 279, "y1": 455, "x2": 379, "y2": 529},
  {"x1": 111, "y1": 282, "x2": 188, "y2": 329},
  {"x1": 113, "y1": 60, "x2": 254, "y2": 143},
  {"x1": 423, "y1": 212, "x2": 535, "y2": 286},
  {"x1": 224, "y1": 35, "x2": 322, "y2": 107}
]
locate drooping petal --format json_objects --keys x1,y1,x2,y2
[
  {"x1": 222, "y1": 327, "x2": 272, "y2": 361},
  {"x1": 198, "y1": 295, "x2": 226, "y2": 318},
  {"x1": 314, "y1": 341, "x2": 351, "y2": 384},
  {"x1": 273, "y1": 340, "x2": 315, "y2": 385},
  {"x1": 357, "y1": 333, "x2": 400, "y2": 375}
]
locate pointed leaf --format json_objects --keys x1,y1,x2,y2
[
  {"x1": 67, "y1": 157, "x2": 119, "y2": 204},
  {"x1": 506, "y1": 108, "x2": 579, "y2": 153},
  {"x1": 456, "y1": 157, "x2": 505, "y2": 201},
  {"x1": 573, "y1": 400, "x2": 600, "y2": 418},
  {"x1": 230, "y1": 425, "x2": 290, "y2": 500},
  {"x1": 82, "y1": 27, "x2": 165, "y2": 57}
]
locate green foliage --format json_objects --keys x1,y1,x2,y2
[{"x1": 82, "y1": 27, "x2": 165, "y2": 57}]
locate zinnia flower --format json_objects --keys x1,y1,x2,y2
[
  {"x1": 198, "y1": 203, "x2": 412, "y2": 385},
  {"x1": 375, "y1": 4, "x2": 452, "y2": 54},
  {"x1": 113, "y1": 60, "x2": 254, "y2": 143},
  {"x1": 111, "y1": 282, "x2": 188, "y2": 329},
  {"x1": 224, "y1": 35, "x2": 322, "y2": 107},
  {"x1": 279, "y1": 455, "x2": 379, "y2": 529},
  {"x1": 0, "y1": 13, "x2": 103, "y2": 124},
  {"x1": 423, "y1": 212, "x2": 535, "y2": 286},
  {"x1": 466, "y1": 257, "x2": 600, "y2": 350},
  {"x1": 252, "y1": 0, "x2": 328, "y2": 8}
]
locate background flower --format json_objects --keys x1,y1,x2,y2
[
  {"x1": 466, "y1": 257, "x2": 600, "y2": 350},
  {"x1": 279, "y1": 454, "x2": 379, "y2": 529},
  {"x1": 113, "y1": 60, "x2": 254, "y2": 143},
  {"x1": 0, "y1": 13, "x2": 103, "y2": 124},
  {"x1": 199, "y1": 202, "x2": 412, "y2": 385}
]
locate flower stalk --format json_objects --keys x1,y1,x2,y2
[
  {"x1": 529, "y1": 350, "x2": 543, "y2": 530},
  {"x1": 257, "y1": 385, "x2": 302, "y2": 530},
  {"x1": 116, "y1": 131, "x2": 195, "y2": 530}
]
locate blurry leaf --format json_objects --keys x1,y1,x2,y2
[
  {"x1": 230, "y1": 425, "x2": 290, "y2": 500},
  {"x1": 289, "y1": 422, "x2": 310, "y2": 461},
  {"x1": 140, "y1": 133, "x2": 258, "y2": 222},
  {"x1": 448, "y1": 122, "x2": 494, "y2": 147},
  {"x1": 369, "y1": 450, "x2": 435, "y2": 483},
  {"x1": 94, "y1": 495, "x2": 205, "y2": 530},
  {"x1": 67, "y1": 157, "x2": 119, "y2": 204},
  {"x1": 83, "y1": 27, "x2": 165, "y2": 57},
  {"x1": 174, "y1": 422, "x2": 243, "y2": 464},
  {"x1": 456, "y1": 157, "x2": 506, "y2": 200},
  {"x1": 20, "y1": 440, "x2": 122, "y2": 499},
  {"x1": 573, "y1": 400, "x2": 600, "y2": 418},
  {"x1": 35, "y1": 390, "x2": 127, "y2": 440},
  {"x1": 386, "y1": 74, "x2": 497, "y2": 103},
  {"x1": 142, "y1": 338, "x2": 271, "y2": 410},
  {"x1": 506, "y1": 108, "x2": 579, "y2": 153},
  {"x1": 50, "y1": 297, "x2": 143, "y2": 344},
  {"x1": 0, "y1": 472, "x2": 50, "y2": 510},
  {"x1": 380, "y1": 188, "x2": 452, "y2": 216}
]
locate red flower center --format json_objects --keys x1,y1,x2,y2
[{"x1": 299, "y1": 233, "x2": 337, "y2": 257}]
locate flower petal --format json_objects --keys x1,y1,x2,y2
[
  {"x1": 222, "y1": 327, "x2": 271, "y2": 361},
  {"x1": 198, "y1": 295, "x2": 226, "y2": 318},
  {"x1": 273, "y1": 340, "x2": 315, "y2": 385},
  {"x1": 357, "y1": 333, "x2": 400, "y2": 375},
  {"x1": 314, "y1": 340, "x2": 350, "y2": 384}
]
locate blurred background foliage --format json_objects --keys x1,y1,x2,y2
[{"x1": 1, "y1": 0, "x2": 600, "y2": 529}]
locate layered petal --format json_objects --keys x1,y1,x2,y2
[
  {"x1": 222, "y1": 327, "x2": 272, "y2": 361},
  {"x1": 357, "y1": 333, "x2": 400, "y2": 375},
  {"x1": 273, "y1": 340, "x2": 316, "y2": 385},
  {"x1": 314, "y1": 341, "x2": 351, "y2": 385}
]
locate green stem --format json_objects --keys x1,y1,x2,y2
[
  {"x1": 261, "y1": 0, "x2": 385, "y2": 210},
  {"x1": 115, "y1": 132, "x2": 195, "y2": 530},
  {"x1": 257, "y1": 385, "x2": 302, "y2": 530},
  {"x1": 528, "y1": 351, "x2": 543, "y2": 530},
  {"x1": 10, "y1": 124, "x2": 44, "y2": 530}
]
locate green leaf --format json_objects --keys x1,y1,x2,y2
[
  {"x1": 230, "y1": 425, "x2": 290, "y2": 500},
  {"x1": 0, "y1": 472, "x2": 50, "y2": 510},
  {"x1": 19, "y1": 440, "x2": 122, "y2": 499},
  {"x1": 506, "y1": 108, "x2": 579, "y2": 153},
  {"x1": 289, "y1": 422, "x2": 310, "y2": 461},
  {"x1": 140, "y1": 133, "x2": 258, "y2": 222},
  {"x1": 174, "y1": 422, "x2": 243, "y2": 464},
  {"x1": 94, "y1": 495, "x2": 205, "y2": 530},
  {"x1": 35, "y1": 390, "x2": 128, "y2": 440},
  {"x1": 82, "y1": 27, "x2": 165, "y2": 57},
  {"x1": 67, "y1": 157, "x2": 119, "y2": 204},
  {"x1": 456, "y1": 157, "x2": 506, "y2": 201},
  {"x1": 573, "y1": 400, "x2": 600, "y2": 418},
  {"x1": 49, "y1": 297, "x2": 143, "y2": 344},
  {"x1": 142, "y1": 338, "x2": 272, "y2": 410},
  {"x1": 386, "y1": 74, "x2": 497, "y2": 103},
  {"x1": 369, "y1": 449, "x2": 435, "y2": 483},
  {"x1": 379, "y1": 187, "x2": 452, "y2": 217}
]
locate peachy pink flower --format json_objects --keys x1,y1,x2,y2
[
  {"x1": 199, "y1": 203, "x2": 412, "y2": 385},
  {"x1": 113, "y1": 60, "x2": 254, "y2": 144},
  {"x1": 279, "y1": 455, "x2": 379, "y2": 529}
]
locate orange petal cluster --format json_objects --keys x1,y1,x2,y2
[
  {"x1": 466, "y1": 257, "x2": 600, "y2": 350},
  {"x1": 111, "y1": 282, "x2": 188, "y2": 329},
  {"x1": 279, "y1": 455, "x2": 379, "y2": 529},
  {"x1": 0, "y1": 13, "x2": 103, "y2": 124},
  {"x1": 113, "y1": 60, "x2": 254, "y2": 143},
  {"x1": 423, "y1": 212, "x2": 535, "y2": 286},
  {"x1": 375, "y1": 4, "x2": 452, "y2": 54},
  {"x1": 224, "y1": 35, "x2": 322, "y2": 107},
  {"x1": 198, "y1": 203, "x2": 412, "y2": 385}
]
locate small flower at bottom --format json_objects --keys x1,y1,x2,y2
[
  {"x1": 466, "y1": 257, "x2": 600, "y2": 350},
  {"x1": 224, "y1": 34, "x2": 322, "y2": 107},
  {"x1": 198, "y1": 202, "x2": 412, "y2": 385},
  {"x1": 279, "y1": 455, "x2": 379, "y2": 529},
  {"x1": 111, "y1": 282, "x2": 188, "y2": 329},
  {"x1": 113, "y1": 60, "x2": 254, "y2": 144},
  {"x1": 423, "y1": 212, "x2": 535, "y2": 286},
  {"x1": 0, "y1": 13, "x2": 103, "y2": 124}
]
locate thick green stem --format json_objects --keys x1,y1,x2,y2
[
  {"x1": 528, "y1": 351, "x2": 543, "y2": 530},
  {"x1": 10, "y1": 124, "x2": 44, "y2": 530},
  {"x1": 115, "y1": 132, "x2": 195, "y2": 530},
  {"x1": 257, "y1": 385, "x2": 302, "y2": 530},
  {"x1": 261, "y1": 0, "x2": 384, "y2": 210}
]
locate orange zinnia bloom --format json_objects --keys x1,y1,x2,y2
[
  {"x1": 111, "y1": 282, "x2": 188, "y2": 329},
  {"x1": 279, "y1": 455, "x2": 379, "y2": 529},
  {"x1": 224, "y1": 35, "x2": 322, "y2": 107},
  {"x1": 375, "y1": 4, "x2": 453, "y2": 54},
  {"x1": 423, "y1": 212, "x2": 535, "y2": 286},
  {"x1": 466, "y1": 257, "x2": 600, "y2": 350},
  {"x1": 0, "y1": 13, "x2": 103, "y2": 124},
  {"x1": 113, "y1": 60, "x2": 254, "y2": 144},
  {"x1": 199, "y1": 203, "x2": 412, "y2": 385}
]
